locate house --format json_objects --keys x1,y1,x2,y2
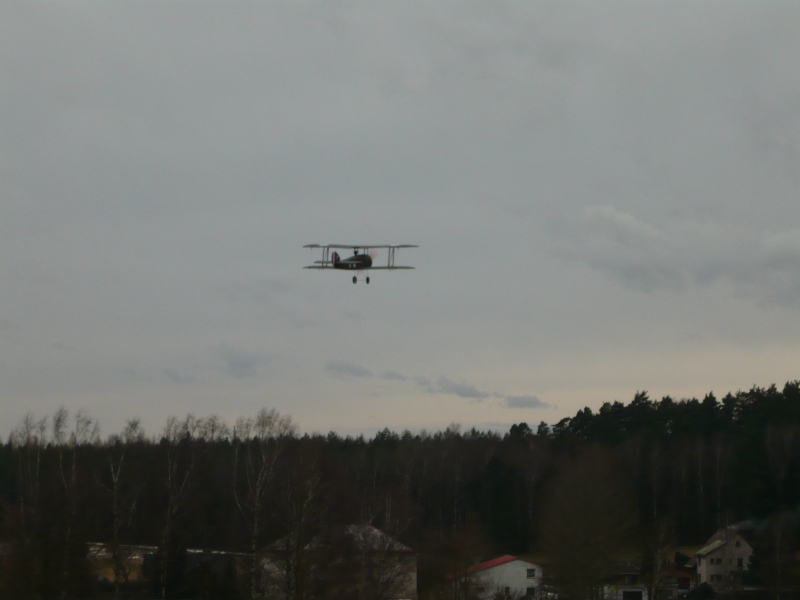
[
  {"x1": 450, "y1": 555, "x2": 543, "y2": 600},
  {"x1": 87, "y1": 542, "x2": 247, "y2": 596},
  {"x1": 638, "y1": 546, "x2": 695, "y2": 600},
  {"x1": 690, "y1": 529, "x2": 753, "y2": 592},
  {"x1": 649, "y1": 570, "x2": 692, "y2": 600},
  {"x1": 87, "y1": 543, "x2": 157, "y2": 588},
  {"x1": 262, "y1": 524, "x2": 417, "y2": 600},
  {"x1": 602, "y1": 561, "x2": 649, "y2": 600}
]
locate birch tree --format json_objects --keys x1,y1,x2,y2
[{"x1": 233, "y1": 408, "x2": 296, "y2": 599}]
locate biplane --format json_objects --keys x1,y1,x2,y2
[{"x1": 303, "y1": 244, "x2": 418, "y2": 284}]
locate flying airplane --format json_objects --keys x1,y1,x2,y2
[{"x1": 303, "y1": 244, "x2": 418, "y2": 284}]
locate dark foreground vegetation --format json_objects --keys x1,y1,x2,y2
[{"x1": 2, "y1": 381, "x2": 800, "y2": 599}]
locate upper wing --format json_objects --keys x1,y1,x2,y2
[
  {"x1": 303, "y1": 244, "x2": 417, "y2": 270},
  {"x1": 326, "y1": 244, "x2": 392, "y2": 249},
  {"x1": 305, "y1": 244, "x2": 419, "y2": 249}
]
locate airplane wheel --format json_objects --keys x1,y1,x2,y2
[
  {"x1": 352, "y1": 276, "x2": 357, "y2": 284},
  {"x1": 366, "y1": 277, "x2": 370, "y2": 284}
]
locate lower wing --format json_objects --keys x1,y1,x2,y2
[{"x1": 303, "y1": 265, "x2": 414, "y2": 270}]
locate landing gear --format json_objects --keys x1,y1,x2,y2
[
  {"x1": 352, "y1": 276, "x2": 357, "y2": 284},
  {"x1": 366, "y1": 276, "x2": 370, "y2": 284}
]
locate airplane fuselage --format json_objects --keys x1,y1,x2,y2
[
  {"x1": 303, "y1": 245, "x2": 416, "y2": 283},
  {"x1": 332, "y1": 252, "x2": 372, "y2": 270}
]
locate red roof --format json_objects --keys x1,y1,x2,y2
[{"x1": 466, "y1": 555, "x2": 518, "y2": 574}]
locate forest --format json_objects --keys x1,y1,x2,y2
[{"x1": 2, "y1": 380, "x2": 800, "y2": 599}]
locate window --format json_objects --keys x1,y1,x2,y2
[
  {"x1": 735, "y1": 541, "x2": 741, "y2": 548},
  {"x1": 527, "y1": 568, "x2": 537, "y2": 578},
  {"x1": 527, "y1": 587, "x2": 537, "y2": 597},
  {"x1": 738, "y1": 558, "x2": 743, "y2": 569}
]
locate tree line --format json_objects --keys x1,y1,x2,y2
[{"x1": 1, "y1": 381, "x2": 800, "y2": 599}]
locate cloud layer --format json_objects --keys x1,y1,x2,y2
[
  {"x1": 2, "y1": 2, "x2": 799, "y2": 438},
  {"x1": 505, "y1": 395, "x2": 549, "y2": 409},
  {"x1": 564, "y1": 206, "x2": 800, "y2": 305},
  {"x1": 326, "y1": 361, "x2": 373, "y2": 378}
]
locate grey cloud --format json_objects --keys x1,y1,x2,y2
[
  {"x1": 414, "y1": 377, "x2": 552, "y2": 408},
  {"x1": 503, "y1": 395, "x2": 550, "y2": 409},
  {"x1": 326, "y1": 361, "x2": 373, "y2": 378},
  {"x1": 436, "y1": 378, "x2": 491, "y2": 400},
  {"x1": 124, "y1": 369, "x2": 153, "y2": 383},
  {"x1": 219, "y1": 349, "x2": 262, "y2": 379},
  {"x1": 564, "y1": 205, "x2": 800, "y2": 305},
  {"x1": 565, "y1": 206, "x2": 684, "y2": 293},
  {"x1": 5, "y1": 2, "x2": 800, "y2": 439},
  {"x1": 419, "y1": 376, "x2": 490, "y2": 400},
  {"x1": 414, "y1": 375, "x2": 548, "y2": 407},
  {"x1": 380, "y1": 371, "x2": 407, "y2": 381},
  {"x1": 220, "y1": 278, "x2": 296, "y2": 305},
  {"x1": 164, "y1": 369, "x2": 198, "y2": 385}
]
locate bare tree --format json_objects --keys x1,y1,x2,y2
[
  {"x1": 306, "y1": 524, "x2": 417, "y2": 600},
  {"x1": 764, "y1": 511, "x2": 797, "y2": 600},
  {"x1": 765, "y1": 424, "x2": 798, "y2": 501},
  {"x1": 157, "y1": 414, "x2": 213, "y2": 599},
  {"x1": 694, "y1": 437, "x2": 707, "y2": 535},
  {"x1": 710, "y1": 434, "x2": 732, "y2": 530},
  {"x1": 233, "y1": 408, "x2": 296, "y2": 599},
  {"x1": 641, "y1": 517, "x2": 676, "y2": 600},
  {"x1": 539, "y1": 447, "x2": 636, "y2": 600},
  {"x1": 438, "y1": 525, "x2": 491, "y2": 600},
  {"x1": 53, "y1": 408, "x2": 100, "y2": 600},
  {"x1": 102, "y1": 418, "x2": 145, "y2": 600},
  {"x1": 266, "y1": 440, "x2": 324, "y2": 600},
  {"x1": 5, "y1": 413, "x2": 48, "y2": 598},
  {"x1": 358, "y1": 496, "x2": 416, "y2": 600}
]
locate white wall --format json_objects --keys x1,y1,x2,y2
[
  {"x1": 696, "y1": 535, "x2": 752, "y2": 590},
  {"x1": 473, "y1": 559, "x2": 542, "y2": 600}
]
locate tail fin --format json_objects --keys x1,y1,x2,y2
[{"x1": 332, "y1": 251, "x2": 339, "y2": 266}]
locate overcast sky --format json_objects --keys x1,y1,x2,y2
[{"x1": 3, "y1": 2, "x2": 800, "y2": 440}]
